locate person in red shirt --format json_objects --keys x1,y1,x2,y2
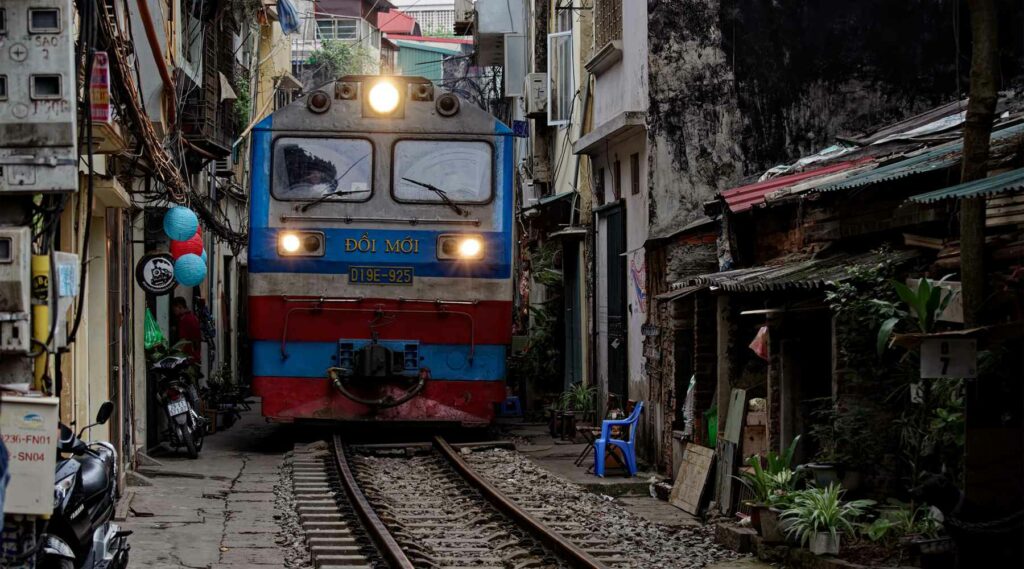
[{"x1": 172, "y1": 297, "x2": 203, "y2": 364}]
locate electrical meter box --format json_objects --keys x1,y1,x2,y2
[
  {"x1": 0, "y1": 0, "x2": 78, "y2": 193},
  {"x1": 0, "y1": 227, "x2": 31, "y2": 353},
  {"x1": 1, "y1": 396, "x2": 60, "y2": 515}
]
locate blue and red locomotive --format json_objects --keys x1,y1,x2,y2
[{"x1": 247, "y1": 76, "x2": 513, "y2": 425}]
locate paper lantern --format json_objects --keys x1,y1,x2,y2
[
  {"x1": 200, "y1": 249, "x2": 208, "y2": 264},
  {"x1": 170, "y1": 233, "x2": 204, "y2": 259},
  {"x1": 163, "y1": 206, "x2": 199, "y2": 241},
  {"x1": 174, "y1": 254, "x2": 207, "y2": 287}
]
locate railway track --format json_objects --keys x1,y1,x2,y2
[{"x1": 291, "y1": 436, "x2": 617, "y2": 569}]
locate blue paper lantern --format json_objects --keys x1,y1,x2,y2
[
  {"x1": 174, "y1": 254, "x2": 207, "y2": 287},
  {"x1": 163, "y1": 206, "x2": 199, "y2": 242},
  {"x1": 200, "y1": 249, "x2": 208, "y2": 264}
]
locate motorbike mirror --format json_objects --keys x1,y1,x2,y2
[{"x1": 96, "y1": 401, "x2": 114, "y2": 424}]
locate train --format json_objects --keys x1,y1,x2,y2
[{"x1": 247, "y1": 75, "x2": 514, "y2": 425}]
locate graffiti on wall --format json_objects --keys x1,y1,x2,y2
[{"x1": 629, "y1": 253, "x2": 647, "y2": 314}]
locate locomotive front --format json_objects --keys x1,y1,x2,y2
[{"x1": 247, "y1": 76, "x2": 513, "y2": 425}]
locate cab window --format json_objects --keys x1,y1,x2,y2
[
  {"x1": 392, "y1": 140, "x2": 493, "y2": 204},
  {"x1": 272, "y1": 138, "x2": 373, "y2": 201}
]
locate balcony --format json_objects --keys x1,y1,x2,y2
[{"x1": 181, "y1": 23, "x2": 239, "y2": 157}]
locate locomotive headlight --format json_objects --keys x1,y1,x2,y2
[
  {"x1": 368, "y1": 81, "x2": 400, "y2": 114},
  {"x1": 279, "y1": 231, "x2": 325, "y2": 256},
  {"x1": 438, "y1": 235, "x2": 484, "y2": 260},
  {"x1": 458, "y1": 238, "x2": 483, "y2": 259},
  {"x1": 279, "y1": 233, "x2": 301, "y2": 253}
]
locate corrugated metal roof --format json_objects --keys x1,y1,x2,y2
[
  {"x1": 815, "y1": 121, "x2": 1024, "y2": 193},
  {"x1": 670, "y1": 250, "x2": 918, "y2": 292},
  {"x1": 907, "y1": 168, "x2": 1024, "y2": 203},
  {"x1": 721, "y1": 159, "x2": 871, "y2": 213}
]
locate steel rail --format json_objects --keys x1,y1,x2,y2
[
  {"x1": 331, "y1": 435, "x2": 415, "y2": 569},
  {"x1": 433, "y1": 436, "x2": 610, "y2": 569}
]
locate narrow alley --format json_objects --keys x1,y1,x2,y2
[{"x1": 2, "y1": 1, "x2": 1022, "y2": 568}]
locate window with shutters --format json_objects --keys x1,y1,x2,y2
[{"x1": 594, "y1": 0, "x2": 622, "y2": 48}]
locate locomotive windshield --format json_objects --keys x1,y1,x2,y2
[
  {"x1": 272, "y1": 138, "x2": 372, "y2": 201},
  {"x1": 392, "y1": 140, "x2": 492, "y2": 204}
]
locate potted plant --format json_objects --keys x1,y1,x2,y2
[
  {"x1": 563, "y1": 383, "x2": 598, "y2": 425},
  {"x1": 761, "y1": 473, "x2": 799, "y2": 543},
  {"x1": 736, "y1": 436, "x2": 801, "y2": 536},
  {"x1": 781, "y1": 483, "x2": 874, "y2": 555}
]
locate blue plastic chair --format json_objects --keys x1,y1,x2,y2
[{"x1": 594, "y1": 401, "x2": 644, "y2": 477}]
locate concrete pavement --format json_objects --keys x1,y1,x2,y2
[{"x1": 121, "y1": 401, "x2": 298, "y2": 569}]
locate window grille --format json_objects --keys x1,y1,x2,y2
[
  {"x1": 316, "y1": 18, "x2": 358, "y2": 40},
  {"x1": 411, "y1": 9, "x2": 455, "y2": 33},
  {"x1": 594, "y1": 0, "x2": 622, "y2": 47}
]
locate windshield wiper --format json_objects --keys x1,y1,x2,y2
[
  {"x1": 401, "y1": 177, "x2": 468, "y2": 217},
  {"x1": 298, "y1": 187, "x2": 371, "y2": 212}
]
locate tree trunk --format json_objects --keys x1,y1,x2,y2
[
  {"x1": 957, "y1": 5, "x2": 1022, "y2": 569},
  {"x1": 959, "y1": 0, "x2": 998, "y2": 327}
]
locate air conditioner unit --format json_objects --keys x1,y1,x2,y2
[
  {"x1": 525, "y1": 73, "x2": 547, "y2": 118},
  {"x1": 214, "y1": 157, "x2": 234, "y2": 177}
]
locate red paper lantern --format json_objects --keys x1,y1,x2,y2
[{"x1": 170, "y1": 232, "x2": 204, "y2": 259}]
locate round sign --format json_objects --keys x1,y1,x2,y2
[{"x1": 135, "y1": 253, "x2": 176, "y2": 295}]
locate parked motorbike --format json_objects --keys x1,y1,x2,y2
[
  {"x1": 39, "y1": 401, "x2": 131, "y2": 569},
  {"x1": 150, "y1": 356, "x2": 207, "y2": 458}
]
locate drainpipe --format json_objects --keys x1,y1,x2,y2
[{"x1": 136, "y1": 0, "x2": 177, "y2": 126}]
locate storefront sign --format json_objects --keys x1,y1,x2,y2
[
  {"x1": 1, "y1": 396, "x2": 59, "y2": 515},
  {"x1": 135, "y1": 253, "x2": 176, "y2": 295},
  {"x1": 920, "y1": 338, "x2": 977, "y2": 379}
]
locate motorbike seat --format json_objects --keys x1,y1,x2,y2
[
  {"x1": 151, "y1": 356, "x2": 191, "y2": 373},
  {"x1": 77, "y1": 456, "x2": 110, "y2": 502}
]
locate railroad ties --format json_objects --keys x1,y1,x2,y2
[
  {"x1": 290, "y1": 438, "x2": 625, "y2": 569},
  {"x1": 291, "y1": 441, "x2": 396, "y2": 569}
]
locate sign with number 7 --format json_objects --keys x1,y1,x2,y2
[{"x1": 920, "y1": 339, "x2": 977, "y2": 379}]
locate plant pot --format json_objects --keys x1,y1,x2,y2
[
  {"x1": 911, "y1": 537, "x2": 956, "y2": 569},
  {"x1": 560, "y1": 412, "x2": 576, "y2": 440},
  {"x1": 805, "y1": 463, "x2": 841, "y2": 487},
  {"x1": 810, "y1": 531, "x2": 840, "y2": 556},
  {"x1": 761, "y1": 507, "x2": 785, "y2": 542},
  {"x1": 747, "y1": 503, "x2": 767, "y2": 534},
  {"x1": 841, "y1": 469, "x2": 863, "y2": 491}
]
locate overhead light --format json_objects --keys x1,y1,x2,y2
[{"x1": 368, "y1": 80, "x2": 400, "y2": 114}]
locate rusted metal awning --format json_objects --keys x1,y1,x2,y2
[
  {"x1": 655, "y1": 285, "x2": 703, "y2": 301},
  {"x1": 720, "y1": 159, "x2": 871, "y2": 213},
  {"x1": 669, "y1": 250, "x2": 918, "y2": 293},
  {"x1": 908, "y1": 167, "x2": 1024, "y2": 203}
]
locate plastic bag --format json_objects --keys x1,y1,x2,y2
[
  {"x1": 749, "y1": 325, "x2": 769, "y2": 361},
  {"x1": 144, "y1": 307, "x2": 167, "y2": 350}
]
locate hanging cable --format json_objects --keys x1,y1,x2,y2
[{"x1": 66, "y1": 0, "x2": 97, "y2": 346}]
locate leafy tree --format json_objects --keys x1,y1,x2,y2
[{"x1": 306, "y1": 40, "x2": 375, "y2": 82}]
